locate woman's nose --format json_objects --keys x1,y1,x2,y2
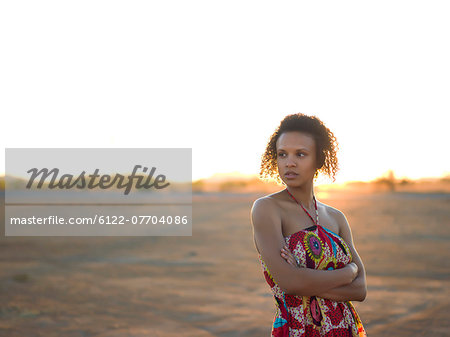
[{"x1": 286, "y1": 156, "x2": 296, "y2": 166}]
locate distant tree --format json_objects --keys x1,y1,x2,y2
[
  {"x1": 219, "y1": 180, "x2": 247, "y2": 192},
  {"x1": 374, "y1": 170, "x2": 396, "y2": 192},
  {"x1": 193, "y1": 179, "x2": 205, "y2": 192},
  {"x1": 399, "y1": 178, "x2": 411, "y2": 185},
  {"x1": 387, "y1": 170, "x2": 395, "y2": 191}
]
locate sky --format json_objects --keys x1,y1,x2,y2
[{"x1": 1, "y1": 1, "x2": 449, "y2": 184}]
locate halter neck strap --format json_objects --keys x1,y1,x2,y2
[{"x1": 285, "y1": 188, "x2": 319, "y2": 227}]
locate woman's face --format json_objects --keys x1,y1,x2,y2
[{"x1": 276, "y1": 131, "x2": 318, "y2": 187}]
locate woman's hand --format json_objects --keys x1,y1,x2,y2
[{"x1": 280, "y1": 244, "x2": 299, "y2": 268}]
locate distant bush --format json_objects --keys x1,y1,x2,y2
[{"x1": 399, "y1": 179, "x2": 412, "y2": 185}]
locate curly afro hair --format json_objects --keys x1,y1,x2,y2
[{"x1": 260, "y1": 113, "x2": 340, "y2": 185}]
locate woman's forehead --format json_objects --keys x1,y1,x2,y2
[{"x1": 276, "y1": 131, "x2": 315, "y2": 150}]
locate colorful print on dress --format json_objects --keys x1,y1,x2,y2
[
  {"x1": 345, "y1": 301, "x2": 367, "y2": 336},
  {"x1": 323, "y1": 256, "x2": 346, "y2": 271},
  {"x1": 272, "y1": 295, "x2": 290, "y2": 337},
  {"x1": 303, "y1": 231, "x2": 324, "y2": 263},
  {"x1": 258, "y1": 221, "x2": 368, "y2": 336},
  {"x1": 308, "y1": 296, "x2": 323, "y2": 326}
]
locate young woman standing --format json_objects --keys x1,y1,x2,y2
[{"x1": 251, "y1": 113, "x2": 367, "y2": 336}]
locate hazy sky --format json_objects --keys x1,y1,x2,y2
[{"x1": 1, "y1": 1, "x2": 449, "y2": 183}]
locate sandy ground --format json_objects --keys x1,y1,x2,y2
[{"x1": 0, "y1": 190, "x2": 449, "y2": 336}]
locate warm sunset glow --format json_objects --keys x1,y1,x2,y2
[{"x1": 1, "y1": 2, "x2": 448, "y2": 185}]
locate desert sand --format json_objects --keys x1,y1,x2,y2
[{"x1": 0, "y1": 189, "x2": 449, "y2": 336}]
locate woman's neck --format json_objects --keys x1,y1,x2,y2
[{"x1": 285, "y1": 184, "x2": 315, "y2": 209}]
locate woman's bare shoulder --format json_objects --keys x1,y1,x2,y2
[
  {"x1": 319, "y1": 201, "x2": 345, "y2": 217},
  {"x1": 252, "y1": 190, "x2": 286, "y2": 207},
  {"x1": 251, "y1": 191, "x2": 288, "y2": 221},
  {"x1": 318, "y1": 201, "x2": 348, "y2": 234}
]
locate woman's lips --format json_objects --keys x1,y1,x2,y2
[{"x1": 285, "y1": 173, "x2": 298, "y2": 179}]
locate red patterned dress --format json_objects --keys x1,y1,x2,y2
[{"x1": 258, "y1": 224, "x2": 367, "y2": 336}]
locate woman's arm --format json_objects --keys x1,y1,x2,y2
[
  {"x1": 252, "y1": 198, "x2": 359, "y2": 296},
  {"x1": 281, "y1": 244, "x2": 361, "y2": 301},
  {"x1": 280, "y1": 210, "x2": 367, "y2": 302},
  {"x1": 314, "y1": 272, "x2": 365, "y2": 302},
  {"x1": 326, "y1": 210, "x2": 367, "y2": 302}
]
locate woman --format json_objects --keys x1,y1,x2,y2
[{"x1": 251, "y1": 113, "x2": 368, "y2": 336}]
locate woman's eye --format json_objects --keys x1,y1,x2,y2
[{"x1": 277, "y1": 153, "x2": 304, "y2": 158}]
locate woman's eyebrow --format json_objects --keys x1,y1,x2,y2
[{"x1": 278, "y1": 147, "x2": 309, "y2": 151}]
